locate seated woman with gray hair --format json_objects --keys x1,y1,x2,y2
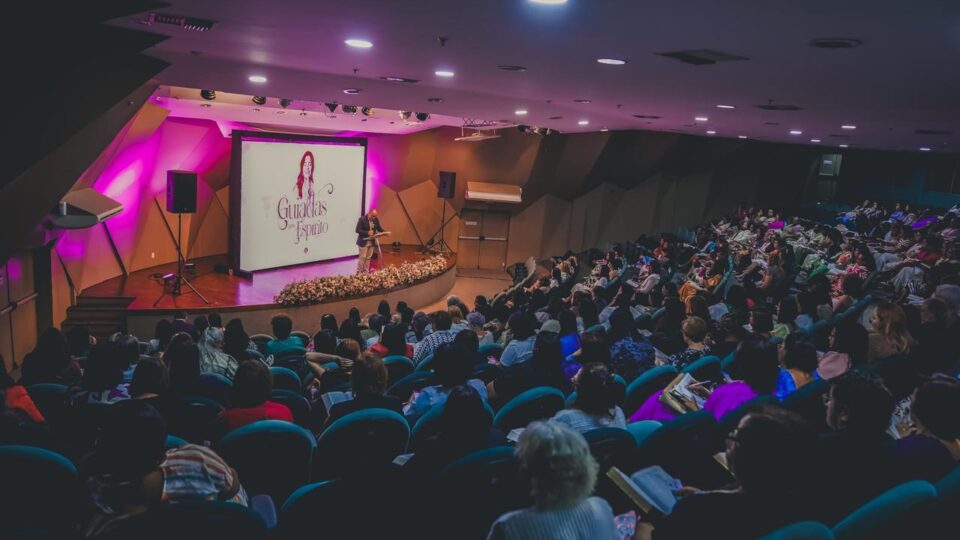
[{"x1": 486, "y1": 421, "x2": 619, "y2": 540}]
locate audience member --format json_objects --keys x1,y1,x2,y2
[
  {"x1": 552, "y1": 363, "x2": 625, "y2": 433},
  {"x1": 500, "y1": 312, "x2": 537, "y2": 367},
  {"x1": 219, "y1": 360, "x2": 293, "y2": 432},
  {"x1": 326, "y1": 352, "x2": 402, "y2": 425}
]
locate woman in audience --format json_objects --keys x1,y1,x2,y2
[
  {"x1": 310, "y1": 338, "x2": 362, "y2": 392},
  {"x1": 652, "y1": 298, "x2": 686, "y2": 355},
  {"x1": 894, "y1": 374, "x2": 960, "y2": 482},
  {"x1": 832, "y1": 274, "x2": 863, "y2": 313},
  {"x1": 552, "y1": 363, "x2": 625, "y2": 433},
  {"x1": 913, "y1": 297, "x2": 955, "y2": 375},
  {"x1": 69, "y1": 342, "x2": 131, "y2": 404},
  {"x1": 319, "y1": 313, "x2": 339, "y2": 337},
  {"x1": 500, "y1": 312, "x2": 537, "y2": 367},
  {"x1": 83, "y1": 400, "x2": 248, "y2": 537},
  {"x1": 66, "y1": 325, "x2": 94, "y2": 362},
  {"x1": 489, "y1": 332, "x2": 573, "y2": 406},
  {"x1": 487, "y1": 421, "x2": 618, "y2": 540},
  {"x1": 166, "y1": 341, "x2": 202, "y2": 398},
  {"x1": 607, "y1": 307, "x2": 656, "y2": 382},
  {"x1": 193, "y1": 315, "x2": 210, "y2": 340},
  {"x1": 775, "y1": 335, "x2": 820, "y2": 400},
  {"x1": 326, "y1": 352, "x2": 402, "y2": 425},
  {"x1": 223, "y1": 324, "x2": 259, "y2": 364},
  {"x1": 465, "y1": 311, "x2": 494, "y2": 346},
  {"x1": 635, "y1": 407, "x2": 818, "y2": 540},
  {"x1": 710, "y1": 313, "x2": 746, "y2": 361},
  {"x1": 749, "y1": 308, "x2": 775, "y2": 341},
  {"x1": 818, "y1": 371, "x2": 898, "y2": 524},
  {"x1": 867, "y1": 302, "x2": 913, "y2": 362},
  {"x1": 338, "y1": 318, "x2": 364, "y2": 348},
  {"x1": 146, "y1": 319, "x2": 174, "y2": 356},
  {"x1": 404, "y1": 342, "x2": 487, "y2": 424},
  {"x1": 197, "y1": 326, "x2": 239, "y2": 378},
  {"x1": 817, "y1": 319, "x2": 868, "y2": 380},
  {"x1": 129, "y1": 357, "x2": 172, "y2": 421},
  {"x1": 666, "y1": 316, "x2": 711, "y2": 370},
  {"x1": 20, "y1": 327, "x2": 81, "y2": 386},
  {"x1": 409, "y1": 385, "x2": 505, "y2": 473},
  {"x1": 794, "y1": 291, "x2": 819, "y2": 331},
  {"x1": 369, "y1": 322, "x2": 414, "y2": 358},
  {"x1": 772, "y1": 295, "x2": 800, "y2": 338},
  {"x1": 219, "y1": 360, "x2": 293, "y2": 432},
  {"x1": 558, "y1": 309, "x2": 578, "y2": 337},
  {"x1": 474, "y1": 294, "x2": 493, "y2": 321},
  {"x1": 703, "y1": 337, "x2": 779, "y2": 420}
]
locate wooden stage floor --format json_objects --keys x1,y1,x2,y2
[{"x1": 81, "y1": 246, "x2": 455, "y2": 312}]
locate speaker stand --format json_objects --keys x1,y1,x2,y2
[
  {"x1": 154, "y1": 212, "x2": 209, "y2": 307},
  {"x1": 430, "y1": 199, "x2": 454, "y2": 255}
]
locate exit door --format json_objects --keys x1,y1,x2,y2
[{"x1": 458, "y1": 210, "x2": 510, "y2": 270}]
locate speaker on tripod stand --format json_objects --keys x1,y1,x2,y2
[
  {"x1": 155, "y1": 171, "x2": 209, "y2": 306},
  {"x1": 429, "y1": 171, "x2": 456, "y2": 254}
]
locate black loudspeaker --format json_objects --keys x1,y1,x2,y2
[
  {"x1": 166, "y1": 170, "x2": 198, "y2": 213},
  {"x1": 437, "y1": 171, "x2": 456, "y2": 199}
]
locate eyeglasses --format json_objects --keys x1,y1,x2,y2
[
  {"x1": 821, "y1": 393, "x2": 833, "y2": 406},
  {"x1": 725, "y1": 428, "x2": 740, "y2": 444}
]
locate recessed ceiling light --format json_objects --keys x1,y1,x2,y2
[
  {"x1": 345, "y1": 39, "x2": 373, "y2": 49},
  {"x1": 839, "y1": 144, "x2": 849, "y2": 148},
  {"x1": 706, "y1": 130, "x2": 717, "y2": 135},
  {"x1": 597, "y1": 58, "x2": 627, "y2": 65},
  {"x1": 919, "y1": 147, "x2": 931, "y2": 152},
  {"x1": 694, "y1": 116, "x2": 708, "y2": 122},
  {"x1": 515, "y1": 109, "x2": 528, "y2": 116},
  {"x1": 790, "y1": 130, "x2": 803, "y2": 135},
  {"x1": 841, "y1": 125, "x2": 857, "y2": 130},
  {"x1": 529, "y1": 0, "x2": 567, "y2": 4},
  {"x1": 716, "y1": 104, "x2": 735, "y2": 109},
  {"x1": 435, "y1": 70, "x2": 455, "y2": 78},
  {"x1": 200, "y1": 103, "x2": 211, "y2": 108},
  {"x1": 574, "y1": 99, "x2": 592, "y2": 104},
  {"x1": 343, "y1": 88, "x2": 361, "y2": 95},
  {"x1": 380, "y1": 76, "x2": 419, "y2": 83},
  {"x1": 738, "y1": 135, "x2": 747, "y2": 139},
  {"x1": 577, "y1": 120, "x2": 589, "y2": 126},
  {"x1": 811, "y1": 138, "x2": 821, "y2": 143},
  {"x1": 248, "y1": 75, "x2": 267, "y2": 83},
  {"x1": 600, "y1": 127, "x2": 609, "y2": 132}
]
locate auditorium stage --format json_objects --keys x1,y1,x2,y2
[{"x1": 78, "y1": 246, "x2": 459, "y2": 338}]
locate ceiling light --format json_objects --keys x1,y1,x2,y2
[
  {"x1": 248, "y1": 75, "x2": 267, "y2": 83},
  {"x1": 415, "y1": 112, "x2": 430, "y2": 122},
  {"x1": 341, "y1": 105, "x2": 358, "y2": 114},
  {"x1": 345, "y1": 39, "x2": 373, "y2": 49},
  {"x1": 399, "y1": 111, "x2": 413, "y2": 120},
  {"x1": 789, "y1": 130, "x2": 803, "y2": 135},
  {"x1": 597, "y1": 58, "x2": 627, "y2": 65},
  {"x1": 716, "y1": 104, "x2": 735, "y2": 109},
  {"x1": 577, "y1": 120, "x2": 589, "y2": 126},
  {"x1": 841, "y1": 124, "x2": 857, "y2": 130},
  {"x1": 706, "y1": 130, "x2": 717, "y2": 135},
  {"x1": 919, "y1": 147, "x2": 931, "y2": 152},
  {"x1": 324, "y1": 103, "x2": 339, "y2": 114},
  {"x1": 694, "y1": 116, "x2": 708, "y2": 122},
  {"x1": 529, "y1": 0, "x2": 568, "y2": 4},
  {"x1": 515, "y1": 109, "x2": 528, "y2": 116},
  {"x1": 200, "y1": 89, "x2": 216, "y2": 100},
  {"x1": 811, "y1": 138, "x2": 821, "y2": 143},
  {"x1": 381, "y1": 76, "x2": 419, "y2": 83},
  {"x1": 574, "y1": 99, "x2": 592, "y2": 104},
  {"x1": 343, "y1": 88, "x2": 361, "y2": 95},
  {"x1": 839, "y1": 144, "x2": 849, "y2": 148},
  {"x1": 435, "y1": 70, "x2": 455, "y2": 78},
  {"x1": 738, "y1": 135, "x2": 747, "y2": 139},
  {"x1": 279, "y1": 98, "x2": 292, "y2": 109},
  {"x1": 361, "y1": 107, "x2": 374, "y2": 117},
  {"x1": 600, "y1": 127, "x2": 609, "y2": 132},
  {"x1": 251, "y1": 96, "x2": 266, "y2": 105}
]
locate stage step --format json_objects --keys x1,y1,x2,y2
[{"x1": 62, "y1": 295, "x2": 134, "y2": 341}]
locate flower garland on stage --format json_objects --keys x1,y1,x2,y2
[{"x1": 274, "y1": 255, "x2": 449, "y2": 306}]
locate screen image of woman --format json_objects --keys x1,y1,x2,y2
[{"x1": 296, "y1": 150, "x2": 315, "y2": 201}]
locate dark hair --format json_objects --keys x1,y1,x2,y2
[
  {"x1": 578, "y1": 300, "x2": 600, "y2": 329},
  {"x1": 271, "y1": 314, "x2": 293, "y2": 339},
  {"x1": 380, "y1": 323, "x2": 408, "y2": 357},
  {"x1": 312, "y1": 329, "x2": 338, "y2": 355},
  {"x1": 433, "y1": 342, "x2": 473, "y2": 388},
  {"x1": 732, "y1": 338, "x2": 780, "y2": 395},
  {"x1": 130, "y1": 357, "x2": 168, "y2": 397},
  {"x1": 231, "y1": 360, "x2": 273, "y2": 408},
  {"x1": 207, "y1": 312, "x2": 223, "y2": 329},
  {"x1": 454, "y1": 329, "x2": 480, "y2": 355},
  {"x1": 922, "y1": 298, "x2": 949, "y2": 323},
  {"x1": 508, "y1": 312, "x2": 535, "y2": 340},
  {"x1": 661, "y1": 281, "x2": 679, "y2": 299},
  {"x1": 439, "y1": 384, "x2": 492, "y2": 440},
  {"x1": 166, "y1": 343, "x2": 201, "y2": 396},
  {"x1": 396, "y1": 301, "x2": 409, "y2": 314},
  {"x1": 351, "y1": 352, "x2": 388, "y2": 398},
  {"x1": 338, "y1": 319, "x2": 362, "y2": 345},
  {"x1": 750, "y1": 308, "x2": 774, "y2": 334},
  {"x1": 532, "y1": 332, "x2": 564, "y2": 377},
  {"x1": 558, "y1": 309, "x2": 578, "y2": 336},
  {"x1": 781, "y1": 335, "x2": 818, "y2": 374},
  {"x1": 151, "y1": 320, "x2": 175, "y2": 352},
  {"x1": 174, "y1": 310, "x2": 187, "y2": 320},
  {"x1": 777, "y1": 296, "x2": 799, "y2": 325},
  {"x1": 841, "y1": 274, "x2": 863, "y2": 298},
  {"x1": 574, "y1": 363, "x2": 618, "y2": 418},
  {"x1": 336, "y1": 339, "x2": 362, "y2": 363},
  {"x1": 224, "y1": 325, "x2": 251, "y2": 361},
  {"x1": 193, "y1": 315, "x2": 209, "y2": 337},
  {"x1": 688, "y1": 296, "x2": 711, "y2": 322},
  {"x1": 796, "y1": 291, "x2": 819, "y2": 321},
  {"x1": 21, "y1": 328, "x2": 71, "y2": 383},
  {"x1": 579, "y1": 333, "x2": 610, "y2": 365},
  {"x1": 552, "y1": 267, "x2": 563, "y2": 283},
  {"x1": 369, "y1": 314, "x2": 387, "y2": 335},
  {"x1": 608, "y1": 307, "x2": 637, "y2": 342},
  {"x1": 66, "y1": 326, "x2": 92, "y2": 357},
  {"x1": 725, "y1": 285, "x2": 749, "y2": 313},
  {"x1": 829, "y1": 371, "x2": 894, "y2": 434},
  {"x1": 832, "y1": 320, "x2": 869, "y2": 366},
  {"x1": 730, "y1": 407, "x2": 816, "y2": 494},
  {"x1": 320, "y1": 314, "x2": 339, "y2": 335},
  {"x1": 225, "y1": 318, "x2": 245, "y2": 333},
  {"x1": 81, "y1": 343, "x2": 125, "y2": 392},
  {"x1": 114, "y1": 334, "x2": 141, "y2": 369},
  {"x1": 434, "y1": 309, "x2": 453, "y2": 332},
  {"x1": 912, "y1": 374, "x2": 960, "y2": 440},
  {"x1": 348, "y1": 307, "x2": 361, "y2": 324},
  {"x1": 377, "y1": 300, "x2": 391, "y2": 319},
  {"x1": 94, "y1": 400, "x2": 167, "y2": 479}
]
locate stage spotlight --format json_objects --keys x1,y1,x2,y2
[
  {"x1": 279, "y1": 98, "x2": 292, "y2": 108},
  {"x1": 200, "y1": 89, "x2": 216, "y2": 100},
  {"x1": 536, "y1": 127, "x2": 549, "y2": 136},
  {"x1": 251, "y1": 95, "x2": 266, "y2": 105},
  {"x1": 398, "y1": 111, "x2": 413, "y2": 120},
  {"x1": 361, "y1": 107, "x2": 375, "y2": 117},
  {"x1": 517, "y1": 124, "x2": 529, "y2": 133},
  {"x1": 341, "y1": 105, "x2": 358, "y2": 114},
  {"x1": 325, "y1": 102, "x2": 339, "y2": 114},
  {"x1": 415, "y1": 112, "x2": 430, "y2": 122}
]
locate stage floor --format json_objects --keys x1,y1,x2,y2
[{"x1": 81, "y1": 246, "x2": 454, "y2": 312}]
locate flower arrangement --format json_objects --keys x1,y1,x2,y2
[{"x1": 274, "y1": 255, "x2": 449, "y2": 306}]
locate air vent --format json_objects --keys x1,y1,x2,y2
[
  {"x1": 144, "y1": 12, "x2": 216, "y2": 31},
  {"x1": 655, "y1": 49, "x2": 748, "y2": 65},
  {"x1": 828, "y1": 134, "x2": 852, "y2": 138},
  {"x1": 754, "y1": 104, "x2": 803, "y2": 111},
  {"x1": 763, "y1": 122, "x2": 781, "y2": 126},
  {"x1": 497, "y1": 65, "x2": 528, "y2": 72},
  {"x1": 573, "y1": 99, "x2": 592, "y2": 104},
  {"x1": 549, "y1": 116, "x2": 564, "y2": 120},
  {"x1": 380, "y1": 76, "x2": 420, "y2": 83},
  {"x1": 427, "y1": 97, "x2": 443, "y2": 103},
  {"x1": 809, "y1": 38, "x2": 863, "y2": 50},
  {"x1": 633, "y1": 114, "x2": 662, "y2": 119},
  {"x1": 915, "y1": 129, "x2": 952, "y2": 135}
]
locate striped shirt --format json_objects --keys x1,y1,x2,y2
[
  {"x1": 160, "y1": 444, "x2": 248, "y2": 505},
  {"x1": 412, "y1": 329, "x2": 457, "y2": 364},
  {"x1": 487, "y1": 497, "x2": 619, "y2": 540}
]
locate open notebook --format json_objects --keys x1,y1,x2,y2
[
  {"x1": 659, "y1": 373, "x2": 710, "y2": 414},
  {"x1": 607, "y1": 466, "x2": 681, "y2": 517},
  {"x1": 320, "y1": 391, "x2": 352, "y2": 414}
]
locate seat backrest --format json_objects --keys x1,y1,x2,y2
[
  {"x1": 215, "y1": 419, "x2": 316, "y2": 503},
  {"x1": 0, "y1": 445, "x2": 82, "y2": 535},
  {"x1": 583, "y1": 427, "x2": 636, "y2": 472},
  {"x1": 168, "y1": 396, "x2": 225, "y2": 444},
  {"x1": 197, "y1": 372, "x2": 234, "y2": 407},
  {"x1": 410, "y1": 401, "x2": 495, "y2": 453},
  {"x1": 566, "y1": 375, "x2": 627, "y2": 408},
  {"x1": 313, "y1": 408, "x2": 410, "y2": 480},
  {"x1": 290, "y1": 331, "x2": 310, "y2": 346},
  {"x1": 25, "y1": 383, "x2": 69, "y2": 425},
  {"x1": 681, "y1": 355, "x2": 722, "y2": 383},
  {"x1": 624, "y1": 365, "x2": 678, "y2": 415},
  {"x1": 269, "y1": 366, "x2": 302, "y2": 393},
  {"x1": 249, "y1": 334, "x2": 273, "y2": 354},
  {"x1": 98, "y1": 500, "x2": 269, "y2": 540},
  {"x1": 832, "y1": 480, "x2": 937, "y2": 540},
  {"x1": 270, "y1": 389, "x2": 312, "y2": 428},
  {"x1": 415, "y1": 353, "x2": 436, "y2": 372},
  {"x1": 382, "y1": 355, "x2": 415, "y2": 385},
  {"x1": 386, "y1": 370, "x2": 437, "y2": 400},
  {"x1": 636, "y1": 410, "x2": 721, "y2": 485},
  {"x1": 626, "y1": 420, "x2": 662, "y2": 446},
  {"x1": 492, "y1": 386, "x2": 566, "y2": 432},
  {"x1": 782, "y1": 378, "x2": 830, "y2": 433},
  {"x1": 759, "y1": 521, "x2": 834, "y2": 540},
  {"x1": 479, "y1": 343, "x2": 505, "y2": 361}
]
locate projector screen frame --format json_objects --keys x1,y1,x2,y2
[{"x1": 228, "y1": 130, "x2": 368, "y2": 272}]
